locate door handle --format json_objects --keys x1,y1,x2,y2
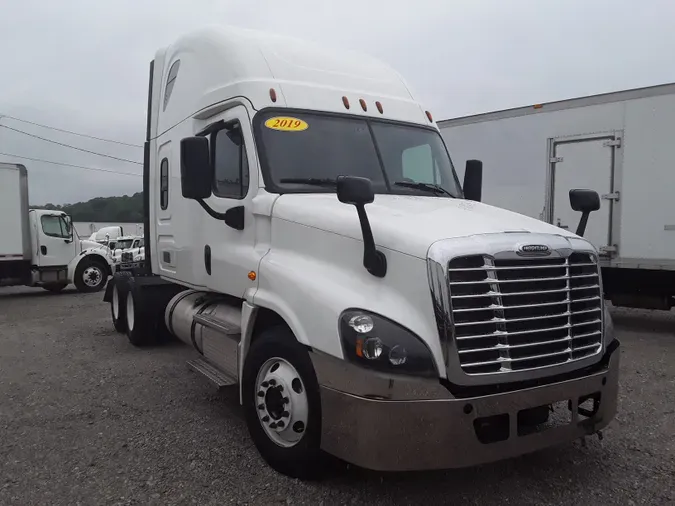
[
  {"x1": 204, "y1": 245, "x2": 212, "y2": 275},
  {"x1": 41, "y1": 246, "x2": 47, "y2": 255}
]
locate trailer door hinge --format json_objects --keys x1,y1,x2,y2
[
  {"x1": 550, "y1": 156, "x2": 563, "y2": 163},
  {"x1": 601, "y1": 191, "x2": 620, "y2": 201},
  {"x1": 603, "y1": 138, "x2": 621, "y2": 147},
  {"x1": 599, "y1": 245, "x2": 618, "y2": 254}
]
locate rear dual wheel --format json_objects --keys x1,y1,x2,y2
[{"x1": 110, "y1": 272, "x2": 132, "y2": 333}]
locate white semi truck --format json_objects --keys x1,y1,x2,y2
[
  {"x1": 439, "y1": 83, "x2": 675, "y2": 312},
  {"x1": 104, "y1": 26, "x2": 620, "y2": 479},
  {"x1": 0, "y1": 163, "x2": 114, "y2": 293}
]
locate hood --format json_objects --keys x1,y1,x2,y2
[
  {"x1": 272, "y1": 194, "x2": 578, "y2": 258},
  {"x1": 80, "y1": 239, "x2": 107, "y2": 251}
]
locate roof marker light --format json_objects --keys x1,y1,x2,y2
[
  {"x1": 269, "y1": 88, "x2": 277, "y2": 103},
  {"x1": 359, "y1": 99, "x2": 367, "y2": 112},
  {"x1": 533, "y1": 103, "x2": 543, "y2": 109},
  {"x1": 376, "y1": 101, "x2": 383, "y2": 114},
  {"x1": 425, "y1": 110, "x2": 434, "y2": 122},
  {"x1": 342, "y1": 96, "x2": 350, "y2": 109}
]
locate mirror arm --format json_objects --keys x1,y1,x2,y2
[
  {"x1": 197, "y1": 199, "x2": 245, "y2": 231},
  {"x1": 355, "y1": 204, "x2": 387, "y2": 278},
  {"x1": 575, "y1": 212, "x2": 590, "y2": 237}
]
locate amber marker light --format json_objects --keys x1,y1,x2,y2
[{"x1": 248, "y1": 271, "x2": 257, "y2": 281}]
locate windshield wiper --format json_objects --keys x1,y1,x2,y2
[
  {"x1": 394, "y1": 181, "x2": 454, "y2": 197},
  {"x1": 279, "y1": 177, "x2": 337, "y2": 187}
]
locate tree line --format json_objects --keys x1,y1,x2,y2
[{"x1": 34, "y1": 192, "x2": 144, "y2": 222}]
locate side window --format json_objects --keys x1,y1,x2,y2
[
  {"x1": 213, "y1": 125, "x2": 249, "y2": 199},
  {"x1": 160, "y1": 158, "x2": 169, "y2": 210},
  {"x1": 163, "y1": 60, "x2": 180, "y2": 111},
  {"x1": 402, "y1": 144, "x2": 440, "y2": 184},
  {"x1": 41, "y1": 215, "x2": 70, "y2": 238}
]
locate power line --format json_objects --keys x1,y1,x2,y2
[
  {"x1": 0, "y1": 124, "x2": 143, "y2": 165},
  {"x1": 0, "y1": 152, "x2": 142, "y2": 177},
  {"x1": 0, "y1": 113, "x2": 142, "y2": 148}
]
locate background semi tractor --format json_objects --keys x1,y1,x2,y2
[
  {"x1": 105, "y1": 26, "x2": 620, "y2": 479},
  {"x1": 439, "y1": 83, "x2": 675, "y2": 312},
  {"x1": 0, "y1": 162, "x2": 113, "y2": 292}
]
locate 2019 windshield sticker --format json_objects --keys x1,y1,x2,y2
[{"x1": 264, "y1": 117, "x2": 309, "y2": 132}]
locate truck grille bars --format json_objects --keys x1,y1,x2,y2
[
  {"x1": 448, "y1": 253, "x2": 602, "y2": 375},
  {"x1": 427, "y1": 234, "x2": 604, "y2": 385}
]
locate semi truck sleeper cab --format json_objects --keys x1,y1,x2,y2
[{"x1": 104, "y1": 25, "x2": 619, "y2": 479}]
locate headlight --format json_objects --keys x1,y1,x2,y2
[{"x1": 339, "y1": 309, "x2": 437, "y2": 377}]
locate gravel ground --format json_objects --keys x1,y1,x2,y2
[{"x1": 0, "y1": 286, "x2": 673, "y2": 506}]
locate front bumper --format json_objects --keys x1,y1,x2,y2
[{"x1": 311, "y1": 340, "x2": 620, "y2": 472}]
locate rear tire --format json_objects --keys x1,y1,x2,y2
[
  {"x1": 242, "y1": 325, "x2": 324, "y2": 480},
  {"x1": 111, "y1": 283, "x2": 127, "y2": 332},
  {"x1": 42, "y1": 282, "x2": 68, "y2": 293},
  {"x1": 74, "y1": 258, "x2": 107, "y2": 293},
  {"x1": 110, "y1": 272, "x2": 132, "y2": 333},
  {"x1": 125, "y1": 283, "x2": 155, "y2": 346}
]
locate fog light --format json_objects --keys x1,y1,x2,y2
[
  {"x1": 388, "y1": 345, "x2": 407, "y2": 365},
  {"x1": 349, "y1": 314, "x2": 374, "y2": 334},
  {"x1": 362, "y1": 337, "x2": 383, "y2": 360}
]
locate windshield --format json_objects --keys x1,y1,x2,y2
[
  {"x1": 115, "y1": 239, "x2": 134, "y2": 249},
  {"x1": 255, "y1": 111, "x2": 462, "y2": 197}
]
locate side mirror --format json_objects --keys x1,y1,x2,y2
[
  {"x1": 336, "y1": 176, "x2": 386, "y2": 278},
  {"x1": 569, "y1": 189, "x2": 600, "y2": 237},
  {"x1": 180, "y1": 136, "x2": 212, "y2": 200},
  {"x1": 463, "y1": 159, "x2": 483, "y2": 202},
  {"x1": 337, "y1": 175, "x2": 374, "y2": 205}
]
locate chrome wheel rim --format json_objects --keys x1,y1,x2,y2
[
  {"x1": 255, "y1": 357, "x2": 308, "y2": 448},
  {"x1": 83, "y1": 266, "x2": 103, "y2": 287}
]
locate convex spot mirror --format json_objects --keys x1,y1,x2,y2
[
  {"x1": 569, "y1": 189, "x2": 600, "y2": 213},
  {"x1": 337, "y1": 175, "x2": 374, "y2": 205}
]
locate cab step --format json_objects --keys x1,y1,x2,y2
[{"x1": 186, "y1": 357, "x2": 237, "y2": 389}]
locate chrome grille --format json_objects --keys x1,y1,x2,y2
[
  {"x1": 448, "y1": 253, "x2": 603, "y2": 375},
  {"x1": 121, "y1": 252, "x2": 133, "y2": 262}
]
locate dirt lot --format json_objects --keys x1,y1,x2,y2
[{"x1": 0, "y1": 286, "x2": 673, "y2": 505}]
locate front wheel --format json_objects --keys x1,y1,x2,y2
[
  {"x1": 242, "y1": 326, "x2": 324, "y2": 480},
  {"x1": 74, "y1": 258, "x2": 107, "y2": 293}
]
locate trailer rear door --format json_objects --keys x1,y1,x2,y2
[{"x1": 550, "y1": 135, "x2": 619, "y2": 255}]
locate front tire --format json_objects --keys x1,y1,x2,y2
[
  {"x1": 242, "y1": 325, "x2": 324, "y2": 480},
  {"x1": 74, "y1": 258, "x2": 107, "y2": 293}
]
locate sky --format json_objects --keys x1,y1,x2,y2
[{"x1": 1, "y1": 0, "x2": 674, "y2": 205}]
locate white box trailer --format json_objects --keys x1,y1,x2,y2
[
  {"x1": 0, "y1": 163, "x2": 31, "y2": 261},
  {"x1": 439, "y1": 83, "x2": 675, "y2": 311}
]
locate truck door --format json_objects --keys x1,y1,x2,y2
[
  {"x1": 199, "y1": 105, "x2": 259, "y2": 296},
  {"x1": 549, "y1": 134, "x2": 620, "y2": 256},
  {"x1": 35, "y1": 213, "x2": 77, "y2": 268}
]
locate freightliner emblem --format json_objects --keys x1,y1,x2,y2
[{"x1": 517, "y1": 244, "x2": 551, "y2": 256}]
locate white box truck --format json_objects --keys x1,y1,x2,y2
[
  {"x1": 103, "y1": 26, "x2": 620, "y2": 479},
  {"x1": 0, "y1": 162, "x2": 114, "y2": 292},
  {"x1": 439, "y1": 83, "x2": 675, "y2": 311}
]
